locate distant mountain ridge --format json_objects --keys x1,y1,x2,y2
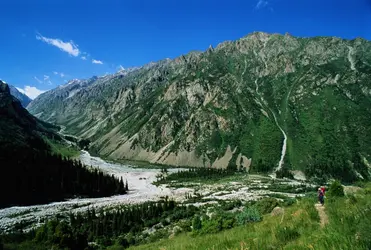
[
  {"x1": 0, "y1": 80, "x2": 32, "y2": 107},
  {"x1": 8, "y1": 85, "x2": 32, "y2": 107},
  {"x1": 28, "y1": 32, "x2": 371, "y2": 182}
]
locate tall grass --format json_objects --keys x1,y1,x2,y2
[{"x1": 126, "y1": 184, "x2": 371, "y2": 250}]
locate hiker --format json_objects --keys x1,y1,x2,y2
[
  {"x1": 321, "y1": 186, "x2": 326, "y2": 196},
  {"x1": 318, "y1": 187, "x2": 325, "y2": 206}
]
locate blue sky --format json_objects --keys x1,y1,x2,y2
[{"x1": 0, "y1": 0, "x2": 370, "y2": 99}]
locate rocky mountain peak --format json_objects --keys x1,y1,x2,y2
[
  {"x1": 0, "y1": 81, "x2": 10, "y2": 94},
  {"x1": 244, "y1": 31, "x2": 272, "y2": 41}
]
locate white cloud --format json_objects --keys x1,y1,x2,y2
[
  {"x1": 256, "y1": 0, "x2": 268, "y2": 9},
  {"x1": 53, "y1": 72, "x2": 65, "y2": 78},
  {"x1": 34, "y1": 76, "x2": 42, "y2": 84},
  {"x1": 43, "y1": 75, "x2": 50, "y2": 81},
  {"x1": 36, "y1": 34, "x2": 80, "y2": 57},
  {"x1": 16, "y1": 86, "x2": 46, "y2": 99},
  {"x1": 81, "y1": 56, "x2": 87, "y2": 60},
  {"x1": 118, "y1": 65, "x2": 125, "y2": 71},
  {"x1": 92, "y1": 59, "x2": 103, "y2": 65}
]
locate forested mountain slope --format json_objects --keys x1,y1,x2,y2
[
  {"x1": 28, "y1": 32, "x2": 371, "y2": 181},
  {"x1": 0, "y1": 80, "x2": 59, "y2": 151},
  {"x1": 0, "y1": 81, "x2": 127, "y2": 208}
]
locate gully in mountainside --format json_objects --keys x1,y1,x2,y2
[{"x1": 253, "y1": 78, "x2": 289, "y2": 174}]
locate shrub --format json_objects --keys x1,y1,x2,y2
[
  {"x1": 328, "y1": 180, "x2": 344, "y2": 198},
  {"x1": 200, "y1": 218, "x2": 223, "y2": 234},
  {"x1": 236, "y1": 207, "x2": 262, "y2": 225},
  {"x1": 365, "y1": 187, "x2": 371, "y2": 195},
  {"x1": 116, "y1": 235, "x2": 129, "y2": 248},
  {"x1": 34, "y1": 225, "x2": 47, "y2": 242},
  {"x1": 161, "y1": 219, "x2": 170, "y2": 226},
  {"x1": 254, "y1": 197, "x2": 280, "y2": 214},
  {"x1": 144, "y1": 218, "x2": 158, "y2": 227},
  {"x1": 148, "y1": 229, "x2": 169, "y2": 243},
  {"x1": 220, "y1": 200, "x2": 242, "y2": 211},
  {"x1": 96, "y1": 236, "x2": 112, "y2": 247},
  {"x1": 222, "y1": 218, "x2": 236, "y2": 229},
  {"x1": 192, "y1": 216, "x2": 202, "y2": 231},
  {"x1": 283, "y1": 198, "x2": 296, "y2": 207},
  {"x1": 276, "y1": 166, "x2": 294, "y2": 179},
  {"x1": 177, "y1": 220, "x2": 192, "y2": 232},
  {"x1": 124, "y1": 232, "x2": 136, "y2": 245}
]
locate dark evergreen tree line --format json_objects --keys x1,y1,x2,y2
[
  {"x1": 156, "y1": 167, "x2": 236, "y2": 184},
  {"x1": 0, "y1": 147, "x2": 128, "y2": 208},
  {"x1": 67, "y1": 199, "x2": 178, "y2": 240},
  {"x1": 1, "y1": 199, "x2": 199, "y2": 249}
]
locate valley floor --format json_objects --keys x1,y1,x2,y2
[
  {"x1": 0, "y1": 151, "x2": 311, "y2": 233},
  {"x1": 0, "y1": 151, "x2": 189, "y2": 233},
  {"x1": 2, "y1": 150, "x2": 369, "y2": 250}
]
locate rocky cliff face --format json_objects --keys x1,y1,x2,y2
[{"x1": 28, "y1": 32, "x2": 371, "y2": 181}]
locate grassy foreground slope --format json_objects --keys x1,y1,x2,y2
[{"x1": 127, "y1": 184, "x2": 371, "y2": 250}]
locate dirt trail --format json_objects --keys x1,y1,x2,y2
[{"x1": 315, "y1": 203, "x2": 328, "y2": 228}]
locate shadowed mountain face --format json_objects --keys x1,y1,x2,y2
[
  {"x1": 8, "y1": 85, "x2": 32, "y2": 108},
  {"x1": 0, "y1": 81, "x2": 128, "y2": 208},
  {"x1": 0, "y1": 80, "x2": 59, "y2": 151},
  {"x1": 28, "y1": 32, "x2": 371, "y2": 181}
]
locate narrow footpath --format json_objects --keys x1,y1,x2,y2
[{"x1": 314, "y1": 203, "x2": 328, "y2": 228}]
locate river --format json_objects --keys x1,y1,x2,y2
[{"x1": 0, "y1": 151, "x2": 191, "y2": 233}]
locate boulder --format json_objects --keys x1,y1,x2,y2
[{"x1": 271, "y1": 207, "x2": 284, "y2": 216}]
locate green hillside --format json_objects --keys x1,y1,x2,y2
[
  {"x1": 28, "y1": 33, "x2": 371, "y2": 182},
  {"x1": 126, "y1": 184, "x2": 371, "y2": 250}
]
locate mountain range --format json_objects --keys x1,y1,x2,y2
[{"x1": 27, "y1": 32, "x2": 371, "y2": 181}]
